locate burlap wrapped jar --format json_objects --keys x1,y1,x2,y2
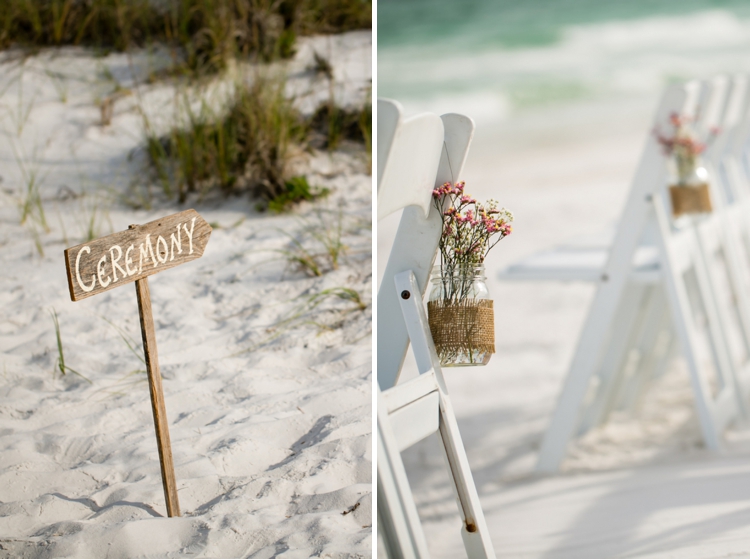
[
  {"x1": 669, "y1": 183, "x2": 712, "y2": 217},
  {"x1": 668, "y1": 161, "x2": 713, "y2": 218},
  {"x1": 427, "y1": 265, "x2": 495, "y2": 366}
]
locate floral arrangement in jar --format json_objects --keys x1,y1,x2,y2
[
  {"x1": 427, "y1": 181, "x2": 513, "y2": 366},
  {"x1": 654, "y1": 112, "x2": 718, "y2": 217}
]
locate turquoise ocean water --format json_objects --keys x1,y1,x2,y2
[{"x1": 378, "y1": 0, "x2": 750, "y2": 120}]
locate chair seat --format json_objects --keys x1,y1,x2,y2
[
  {"x1": 382, "y1": 371, "x2": 441, "y2": 451},
  {"x1": 498, "y1": 233, "x2": 661, "y2": 284}
]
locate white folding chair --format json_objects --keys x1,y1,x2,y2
[
  {"x1": 376, "y1": 98, "x2": 496, "y2": 559},
  {"x1": 499, "y1": 80, "x2": 749, "y2": 472},
  {"x1": 589, "y1": 75, "x2": 750, "y2": 436},
  {"x1": 706, "y1": 75, "x2": 750, "y2": 402}
]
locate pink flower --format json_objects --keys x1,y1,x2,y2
[
  {"x1": 433, "y1": 182, "x2": 452, "y2": 197},
  {"x1": 432, "y1": 180, "x2": 513, "y2": 276}
]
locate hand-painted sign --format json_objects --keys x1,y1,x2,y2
[
  {"x1": 64, "y1": 209, "x2": 212, "y2": 518},
  {"x1": 64, "y1": 209, "x2": 211, "y2": 301}
]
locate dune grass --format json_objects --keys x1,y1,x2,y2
[
  {"x1": 76, "y1": 190, "x2": 113, "y2": 242},
  {"x1": 276, "y1": 209, "x2": 348, "y2": 276},
  {"x1": 145, "y1": 74, "x2": 323, "y2": 207},
  {"x1": 232, "y1": 284, "x2": 369, "y2": 355},
  {"x1": 310, "y1": 100, "x2": 371, "y2": 151},
  {"x1": 10, "y1": 141, "x2": 49, "y2": 255},
  {"x1": 50, "y1": 308, "x2": 91, "y2": 383},
  {"x1": 0, "y1": 0, "x2": 371, "y2": 72},
  {"x1": 2, "y1": 2, "x2": 371, "y2": 213},
  {"x1": 266, "y1": 175, "x2": 329, "y2": 213},
  {"x1": 143, "y1": 74, "x2": 371, "y2": 210}
]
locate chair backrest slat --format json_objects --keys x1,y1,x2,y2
[
  {"x1": 378, "y1": 107, "x2": 475, "y2": 390},
  {"x1": 377, "y1": 99, "x2": 445, "y2": 221}
]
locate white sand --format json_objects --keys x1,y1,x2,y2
[
  {"x1": 0, "y1": 32, "x2": 372, "y2": 558},
  {"x1": 378, "y1": 95, "x2": 750, "y2": 557}
]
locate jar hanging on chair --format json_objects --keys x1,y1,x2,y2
[
  {"x1": 668, "y1": 156, "x2": 713, "y2": 218},
  {"x1": 427, "y1": 264, "x2": 495, "y2": 367},
  {"x1": 655, "y1": 113, "x2": 716, "y2": 218}
]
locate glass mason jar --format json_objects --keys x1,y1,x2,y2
[
  {"x1": 668, "y1": 156, "x2": 713, "y2": 218},
  {"x1": 427, "y1": 265, "x2": 494, "y2": 367}
]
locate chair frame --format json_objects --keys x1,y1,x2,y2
[{"x1": 376, "y1": 98, "x2": 496, "y2": 559}]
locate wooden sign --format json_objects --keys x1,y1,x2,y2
[
  {"x1": 64, "y1": 209, "x2": 212, "y2": 518},
  {"x1": 64, "y1": 209, "x2": 211, "y2": 301}
]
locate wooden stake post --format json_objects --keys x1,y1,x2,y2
[{"x1": 63, "y1": 209, "x2": 212, "y2": 517}]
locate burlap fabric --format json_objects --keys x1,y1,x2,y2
[
  {"x1": 427, "y1": 299, "x2": 495, "y2": 361},
  {"x1": 669, "y1": 183, "x2": 712, "y2": 217}
]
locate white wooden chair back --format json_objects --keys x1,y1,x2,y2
[
  {"x1": 692, "y1": 76, "x2": 750, "y2": 407},
  {"x1": 377, "y1": 99, "x2": 444, "y2": 221},
  {"x1": 533, "y1": 79, "x2": 750, "y2": 472},
  {"x1": 376, "y1": 98, "x2": 496, "y2": 558}
]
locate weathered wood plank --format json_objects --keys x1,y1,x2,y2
[
  {"x1": 64, "y1": 209, "x2": 212, "y2": 302},
  {"x1": 135, "y1": 277, "x2": 181, "y2": 517}
]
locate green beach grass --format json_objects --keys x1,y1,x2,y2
[
  {"x1": 2, "y1": 1, "x2": 371, "y2": 212},
  {"x1": 143, "y1": 76, "x2": 371, "y2": 210},
  {"x1": 1, "y1": 0, "x2": 371, "y2": 71}
]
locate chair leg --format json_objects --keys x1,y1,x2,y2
[
  {"x1": 395, "y1": 270, "x2": 496, "y2": 559},
  {"x1": 439, "y1": 394, "x2": 497, "y2": 559},
  {"x1": 615, "y1": 296, "x2": 672, "y2": 414},
  {"x1": 594, "y1": 285, "x2": 669, "y2": 428},
  {"x1": 378, "y1": 394, "x2": 431, "y2": 559},
  {"x1": 577, "y1": 283, "x2": 649, "y2": 435}
]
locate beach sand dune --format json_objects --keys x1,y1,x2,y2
[{"x1": 0, "y1": 31, "x2": 372, "y2": 558}]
